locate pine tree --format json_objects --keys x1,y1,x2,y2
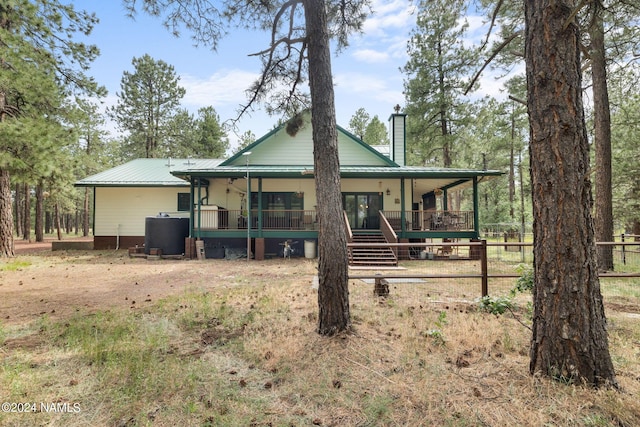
[
  {"x1": 364, "y1": 115, "x2": 389, "y2": 146},
  {"x1": 403, "y1": 0, "x2": 478, "y2": 167},
  {"x1": 525, "y1": 0, "x2": 617, "y2": 387},
  {"x1": 348, "y1": 107, "x2": 370, "y2": 140},
  {"x1": 0, "y1": 0, "x2": 102, "y2": 256},
  {"x1": 110, "y1": 54, "x2": 186, "y2": 159}
]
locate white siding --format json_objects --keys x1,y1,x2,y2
[
  {"x1": 95, "y1": 187, "x2": 189, "y2": 236},
  {"x1": 231, "y1": 121, "x2": 390, "y2": 166}
]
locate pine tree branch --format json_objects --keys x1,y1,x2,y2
[
  {"x1": 481, "y1": 0, "x2": 504, "y2": 50},
  {"x1": 465, "y1": 31, "x2": 523, "y2": 96},
  {"x1": 235, "y1": 0, "x2": 307, "y2": 123}
]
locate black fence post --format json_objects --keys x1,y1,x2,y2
[{"x1": 621, "y1": 233, "x2": 626, "y2": 266}]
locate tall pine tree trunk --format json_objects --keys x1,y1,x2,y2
[
  {"x1": 0, "y1": 169, "x2": 15, "y2": 257},
  {"x1": 23, "y1": 184, "x2": 31, "y2": 242},
  {"x1": 525, "y1": 0, "x2": 616, "y2": 386},
  {"x1": 54, "y1": 202, "x2": 62, "y2": 241},
  {"x1": 45, "y1": 211, "x2": 52, "y2": 234},
  {"x1": 509, "y1": 105, "x2": 516, "y2": 219},
  {"x1": 0, "y1": 89, "x2": 14, "y2": 256},
  {"x1": 35, "y1": 182, "x2": 44, "y2": 242},
  {"x1": 590, "y1": 8, "x2": 614, "y2": 271},
  {"x1": 14, "y1": 182, "x2": 22, "y2": 237},
  {"x1": 304, "y1": 0, "x2": 350, "y2": 335}
]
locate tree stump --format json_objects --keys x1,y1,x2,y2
[{"x1": 374, "y1": 274, "x2": 389, "y2": 297}]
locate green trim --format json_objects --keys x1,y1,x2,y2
[
  {"x1": 193, "y1": 230, "x2": 319, "y2": 239},
  {"x1": 258, "y1": 178, "x2": 263, "y2": 237},
  {"x1": 442, "y1": 179, "x2": 468, "y2": 190},
  {"x1": 400, "y1": 178, "x2": 406, "y2": 234},
  {"x1": 399, "y1": 230, "x2": 478, "y2": 239},
  {"x1": 336, "y1": 123, "x2": 399, "y2": 167},
  {"x1": 221, "y1": 125, "x2": 283, "y2": 166},
  {"x1": 387, "y1": 112, "x2": 407, "y2": 121},
  {"x1": 473, "y1": 177, "x2": 479, "y2": 236},
  {"x1": 193, "y1": 229, "x2": 476, "y2": 240},
  {"x1": 189, "y1": 182, "x2": 195, "y2": 238},
  {"x1": 172, "y1": 166, "x2": 503, "y2": 179},
  {"x1": 92, "y1": 187, "x2": 96, "y2": 237},
  {"x1": 196, "y1": 180, "x2": 203, "y2": 239}
]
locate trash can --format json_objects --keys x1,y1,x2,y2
[{"x1": 304, "y1": 240, "x2": 316, "y2": 259}]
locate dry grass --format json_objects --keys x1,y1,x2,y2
[{"x1": 1, "y1": 251, "x2": 639, "y2": 426}]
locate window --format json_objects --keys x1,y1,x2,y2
[{"x1": 177, "y1": 193, "x2": 190, "y2": 212}]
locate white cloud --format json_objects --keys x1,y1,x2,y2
[
  {"x1": 363, "y1": 0, "x2": 415, "y2": 37},
  {"x1": 353, "y1": 49, "x2": 389, "y2": 63},
  {"x1": 180, "y1": 69, "x2": 260, "y2": 108},
  {"x1": 346, "y1": 1, "x2": 414, "y2": 67},
  {"x1": 334, "y1": 71, "x2": 403, "y2": 104}
]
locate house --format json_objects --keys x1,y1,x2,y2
[
  {"x1": 75, "y1": 158, "x2": 223, "y2": 250},
  {"x1": 76, "y1": 111, "x2": 501, "y2": 262},
  {"x1": 169, "y1": 112, "x2": 503, "y2": 263}
]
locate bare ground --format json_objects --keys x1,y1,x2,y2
[
  {"x1": 3, "y1": 238, "x2": 639, "y2": 325},
  {"x1": 2, "y1": 238, "x2": 314, "y2": 326},
  {"x1": 2, "y1": 239, "x2": 640, "y2": 426}
]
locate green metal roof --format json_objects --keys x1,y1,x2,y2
[{"x1": 75, "y1": 158, "x2": 224, "y2": 187}]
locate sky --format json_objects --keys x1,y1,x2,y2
[{"x1": 71, "y1": 1, "x2": 508, "y2": 152}]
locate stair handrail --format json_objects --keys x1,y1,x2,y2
[
  {"x1": 379, "y1": 211, "x2": 398, "y2": 258},
  {"x1": 343, "y1": 210, "x2": 353, "y2": 243}
]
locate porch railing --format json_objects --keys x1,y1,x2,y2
[
  {"x1": 194, "y1": 208, "x2": 318, "y2": 231},
  {"x1": 382, "y1": 210, "x2": 474, "y2": 232}
]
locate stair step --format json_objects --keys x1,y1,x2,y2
[
  {"x1": 348, "y1": 231, "x2": 398, "y2": 267},
  {"x1": 351, "y1": 261, "x2": 398, "y2": 266}
]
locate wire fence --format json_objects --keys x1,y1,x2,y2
[{"x1": 348, "y1": 239, "x2": 640, "y2": 306}]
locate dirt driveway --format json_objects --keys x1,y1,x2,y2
[{"x1": 1, "y1": 239, "x2": 316, "y2": 326}]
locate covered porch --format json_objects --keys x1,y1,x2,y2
[{"x1": 186, "y1": 169, "x2": 493, "y2": 245}]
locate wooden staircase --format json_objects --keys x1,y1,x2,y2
[{"x1": 348, "y1": 232, "x2": 398, "y2": 267}]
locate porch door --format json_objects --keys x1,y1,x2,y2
[{"x1": 343, "y1": 193, "x2": 382, "y2": 230}]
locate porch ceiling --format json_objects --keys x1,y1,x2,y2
[{"x1": 173, "y1": 165, "x2": 502, "y2": 197}]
